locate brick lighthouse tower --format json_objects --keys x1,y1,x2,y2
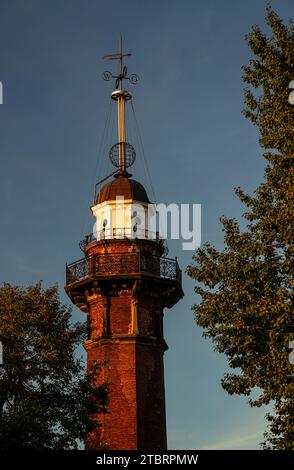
[{"x1": 65, "y1": 38, "x2": 183, "y2": 450}]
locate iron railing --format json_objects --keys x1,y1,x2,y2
[
  {"x1": 66, "y1": 252, "x2": 181, "y2": 285},
  {"x1": 66, "y1": 257, "x2": 89, "y2": 283},
  {"x1": 79, "y1": 229, "x2": 167, "y2": 251}
]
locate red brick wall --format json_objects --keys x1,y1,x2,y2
[
  {"x1": 70, "y1": 238, "x2": 171, "y2": 450},
  {"x1": 85, "y1": 290, "x2": 167, "y2": 450},
  {"x1": 87, "y1": 294, "x2": 106, "y2": 338},
  {"x1": 66, "y1": 231, "x2": 183, "y2": 451},
  {"x1": 109, "y1": 294, "x2": 132, "y2": 335},
  {"x1": 87, "y1": 340, "x2": 167, "y2": 450},
  {"x1": 87, "y1": 340, "x2": 138, "y2": 450},
  {"x1": 136, "y1": 342, "x2": 167, "y2": 450}
]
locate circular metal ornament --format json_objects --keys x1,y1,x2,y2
[
  {"x1": 102, "y1": 70, "x2": 112, "y2": 81},
  {"x1": 109, "y1": 142, "x2": 136, "y2": 168},
  {"x1": 130, "y1": 74, "x2": 139, "y2": 85}
]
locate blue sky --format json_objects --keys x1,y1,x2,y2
[{"x1": 0, "y1": 0, "x2": 292, "y2": 450}]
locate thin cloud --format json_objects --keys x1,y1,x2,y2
[{"x1": 199, "y1": 431, "x2": 262, "y2": 450}]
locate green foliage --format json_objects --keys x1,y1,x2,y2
[
  {"x1": 187, "y1": 6, "x2": 294, "y2": 450},
  {"x1": 0, "y1": 282, "x2": 108, "y2": 449}
]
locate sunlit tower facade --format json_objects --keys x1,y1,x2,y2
[{"x1": 65, "y1": 38, "x2": 183, "y2": 450}]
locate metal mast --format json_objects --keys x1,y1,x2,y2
[{"x1": 103, "y1": 35, "x2": 138, "y2": 173}]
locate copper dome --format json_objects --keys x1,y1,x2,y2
[{"x1": 95, "y1": 175, "x2": 150, "y2": 204}]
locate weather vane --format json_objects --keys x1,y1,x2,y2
[
  {"x1": 101, "y1": 35, "x2": 139, "y2": 176},
  {"x1": 102, "y1": 34, "x2": 139, "y2": 89}
]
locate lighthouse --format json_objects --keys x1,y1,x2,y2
[{"x1": 65, "y1": 38, "x2": 183, "y2": 450}]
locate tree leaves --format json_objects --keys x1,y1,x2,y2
[
  {"x1": 187, "y1": 6, "x2": 294, "y2": 449},
  {"x1": 0, "y1": 282, "x2": 108, "y2": 449}
]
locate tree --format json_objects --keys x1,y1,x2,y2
[
  {"x1": 187, "y1": 6, "x2": 294, "y2": 450},
  {"x1": 0, "y1": 282, "x2": 108, "y2": 450}
]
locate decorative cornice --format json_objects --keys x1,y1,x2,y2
[{"x1": 84, "y1": 334, "x2": 168, "y2": 352}]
